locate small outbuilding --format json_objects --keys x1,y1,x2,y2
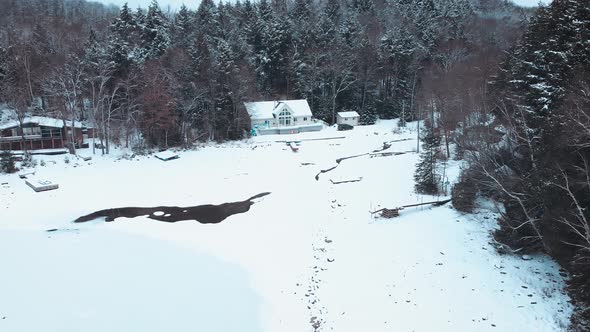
[{"x1": 336, "y1": 111, "x2": 360, "y2": 126}]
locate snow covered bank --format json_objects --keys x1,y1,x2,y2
[{"x1": 0, "y1": 120, "x2": 572, "y2": 331}]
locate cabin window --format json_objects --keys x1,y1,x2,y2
[
  {"x1": 304, "y1": 117, "x2": 307, "y2": 121},
  {"x1": 278, "y1": 110, "x2": 292, "y2": 126},
  {"x1": 42, "y1": 128, "x2": 61, "y2": 138},
  {"x1": 23, "y1": 127, "x2": 41, "y2": 136}
]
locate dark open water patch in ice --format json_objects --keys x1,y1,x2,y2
[{"x1": 74, "y1": 192, "x2": 271, "y2": 224}]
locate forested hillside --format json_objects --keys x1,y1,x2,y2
[
  {"x1": 453, "y1": 1, "x2": 590, "y2": 329},
  {"x1": 0, "y1": 0, "x2": 529, "y2": 149},
  {"x1": 3, "y1": 0, "x2": 590, "y2": 329}
]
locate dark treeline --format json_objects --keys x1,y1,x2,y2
[
  {"x1": 0, "y1": 0, "x2": 529, "y2": 152},
  {"x1": 451, "y1": 0, "x2": 590, "y2": 328}
]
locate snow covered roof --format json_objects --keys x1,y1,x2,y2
[
  {"x1": 154, "y1": 150, "x2": 179, "y2": 161},
  {"x1": 0, "y1": 116, "x2": 87, "y2": 130},
  {"x1": 244, "y1": 100, "x2": 313, "y2": 120},
  {"x1": 337, "y1": 111, "x2": 360, "y2": 118}
]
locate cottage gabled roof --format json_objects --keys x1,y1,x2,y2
[
  {"x1": 244, "y1": 100, "x2": 313, "y2": 121},
  {"x1": 0, "y1": 116, "x2": 87, "y2": 130}
]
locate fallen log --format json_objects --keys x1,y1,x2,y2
[
  {"x1": 370, "y1": 199, "x2": 452, "y2": 218},
  {"x1": 370, "y1": 150, "x2": 413, "y2": 158},
  {"x1": 330, "y1": 177, "x2": 362, "y2": 184},
  {"x1": 399, "y1": 199, "x2": 451, "y2": 209},
  {"x1": 372, "y1": 142, "x2": 392, "y2": 153},
  {"x1": 316, "y1": 153, "x2": 370, "y2": 181},
  {"x1": 386, "y1": 138, "x2": 414, "y2": 143}
]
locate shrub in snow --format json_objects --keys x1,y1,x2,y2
[
  {"x1": 132, "y1": 142, "x2": 148, "y2": 156},
  {"x1": 21, "y1": 152, "x2": 36, "y2": 168},
  {"x1": 452, "y1": 170, "x2": 477, "y2": 213},
  {"x1": 64, "y1": 156, "x2": 70, "y2": 164},
  {"x1": 0, "y1": 150, "x2": 17, "y2": 173}
]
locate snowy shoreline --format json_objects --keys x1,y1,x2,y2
[{"x1": 0, "y1": 120, "x2": 571, "y2": 331}]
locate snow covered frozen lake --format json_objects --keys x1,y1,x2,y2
[{"x1": 0, "y1": 120, "x2": 572, "y2": 331}]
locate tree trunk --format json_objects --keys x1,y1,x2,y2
[{"x1": 443, "y1": 126, "x2": 451, "y2": 159}]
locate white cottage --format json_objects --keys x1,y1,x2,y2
[
  {"x1": 336, "y1": 111, "x2": 360, "y2": 126},
  {"x1": 244, "y1": 99, "x2": 323, "y2": 135}
]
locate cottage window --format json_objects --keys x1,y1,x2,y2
[
  {"x1": 42, "y1": 128, "x2": 61, "y2": 138},
  {"x1": 278, "y1": 110, "x2": 292, "y2": 126},
  {"x1": 304, "y1": 117, "x2": 307, "y2": 121},
  {"x1": 23, "y1": 127, "x2": 41, "y2": 136}
]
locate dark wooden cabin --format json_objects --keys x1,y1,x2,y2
[{"x1": 0, "y1": 117, "x2": 92, "y2": 151}]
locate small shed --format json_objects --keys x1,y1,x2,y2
[{"x1": 337, "y1": 111, "x2": 360, "y2": 126}]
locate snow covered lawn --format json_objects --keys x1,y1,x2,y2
[{"x1": 0, "y1": 120, "x2": 572, "y2": 331}]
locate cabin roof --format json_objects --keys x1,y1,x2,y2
[
  {"x1": 0, "y1": 116, "x2": 87, "y2": 130},
  {"x1": 244, "y1": 100, "x2": 313, "y2": 120}
]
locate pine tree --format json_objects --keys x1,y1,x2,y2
[
  {"x1": 141, "y1": 0, "x2": 170, "y2": 60},
  {"x1": 213, "y1": 39, "x2": 242, "y2": 139},
  {"x1": 173, "y1": 4, "x2": 194, "y2": 48},
  {"x1": 249, "y1": 0, "x2": 292, "y2": 95},
  {"x1": 324, "y1": 0, "x2": 341, "y2": 23},
  {"x1": 0, "y1": 46, "x2": 7, "y2": 84},
  {"x1": 317, "y1": 0, "x2": 340, "y2": 47},
  {"x1": 83, "y1": 29, "x2": 106, "y2": 71},
  {"x1": 196, "y1": 0, "x2": 220, "y2": 41},
  {"x1": 378, "y1": 26, "x2": 417, "y2": 118},
  {"x1": 290, "y1": 0, "x2": 315, "y2": 49},
  {"x1": 340, "y1": 12, "x2": 363, "y2": 48},
  {"x1": 414, "y1": 124, "x2": 441, "y2": 195},
  {"x1": 115, "y1": 2, "x2": 136, "y2": 32},
  {"x1": 107, "y1": 3, "x2": 136, "y2": 76},
  {"x1": 353, "y1": 0, "x2": 374, "y2": 13},
  {"x1": 359, "y1": 101, "x2": 377, "y2": 125}
]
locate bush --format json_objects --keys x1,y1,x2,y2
[
  {"x1": 452, "y1": 170, "x2": 477, "y2": 213},
  {"x1": 0, "y1": 150, "x2": 17, "y2": 173},
  {"x1": 21, "y1": 152, "x2": 37, "y2": 168},
  {"x1": 337, "y1": 123, "x2": 353, "y2": 131}
]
